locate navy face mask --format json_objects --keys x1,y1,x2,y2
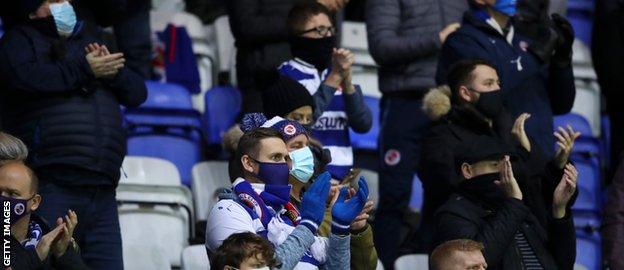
[
  {"x1": 1, "y1": 195, "x2": 34, "y2": 225},
  {"x1": 250, "y1": 158, "x2": 291, "y2": 186}
]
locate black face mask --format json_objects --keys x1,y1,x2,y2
[
  {"x1": 475, "y1": 90, "x2": 504, "y2": 118},
  {"x1": 289, "y1": 35, "x2": 336, "y2": 72},
  {"x1": 459, "y1": 172, "x2": 507, "y2": 206}
]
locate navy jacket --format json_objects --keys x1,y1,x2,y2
[
  {"x1": 436, "y1": 11, "x2": 576, "y2": 157},
  {"x1": 0, "y1": 19, "x2": 147, "y2": 186}
]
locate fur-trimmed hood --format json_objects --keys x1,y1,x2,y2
[{"x1": 422, "y1": 85, "x2": 452, "y2": 121}]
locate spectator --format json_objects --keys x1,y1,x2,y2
[
  {"x1": 205, "y1": 128, "x2": 367, "y2": 269},
  {"x1": 226, "y1": 0, "x2": 313, "y2": 113},
  {"x1": 1, "y1": 161, "x2": 89, "y2": 270},
  {"x1": 603, "y1": 154, "x2": 624, "y2": 269},
  {"x1": 0, "y1": 132, "x2": 28, "y2": 164},
  {"x1": 210, "y1": 232, "x2": 279, "y2": 270},
  {"x1": 593, "y1": 0, "x2": 624, "y2": 176},
  {"x1": 430, "y1": 239, "x2": 487, "y2": 270},
  {"x1": 364, "y1": 0, "x2": 467, "y2": 263},
  {"x1": 418, "y1": 59, "x2": 579, "y2": 252},
  {"x1": 243, "y1": 113, "x2": 378, "y2": 270},
  {"x1": 279, "y1": 2, "x2": 372, "y2": 181},
  {"x1": 436, "y1": 0, "x2": 576, "y2": 158},
  {"x1": 434, "y1": 136, "x2": 577, "y2": 269},
  {"x1": 0, "y1": 1, "x2": 147, "y2": 269},
  {"x1": 262, "y1": 74, "x2": 315, "y2": 128}
]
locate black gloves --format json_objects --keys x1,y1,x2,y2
[{"x1": 551, "y1": 13, "x2": 575, "y2": 67}]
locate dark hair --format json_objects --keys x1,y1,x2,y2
[
  {"x1": 446, "y1": 59, "x2": 496, "y2": 103},
  {"x1": 430, "y1": 239, "x2": 485, "y2": 270},
  {"x1": 233, "y1": 128, "x2": 283, "y2": 178},
  {"x1": 286, "y1": 1, "x2": 333, "y2": 35},
  {"x1": 210, "y1": 232, "x2": 279, "y2": 269}
]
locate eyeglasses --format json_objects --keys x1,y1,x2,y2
[{"x1": 300, "y1": 26, "x2": 337, "y2": 37}]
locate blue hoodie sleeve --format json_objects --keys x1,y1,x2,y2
[
  {"x1": 0, "y1": 28, "x2": 94, "y2": 93},
  {"x1": 322, "y1": 233, "x2": 351, "y2": 270}
]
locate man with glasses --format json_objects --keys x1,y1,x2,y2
[{"x1": 276, "y1": 1, "x2": 372, "y2": 183}]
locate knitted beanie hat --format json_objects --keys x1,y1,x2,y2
[{"x1": 262, "y1": 75, "x2": 314, "y2": 118}]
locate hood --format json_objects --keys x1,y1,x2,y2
[{"x1": 422, "y1": 85, "x2": 452, "y2": 121}]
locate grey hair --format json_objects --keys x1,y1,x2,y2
[{"x1": 0, "y1": 132, "x2": 28, "y2": 164}]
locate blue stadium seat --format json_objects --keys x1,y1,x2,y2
[
  {"x1": 570, "y1": 155, "x2": 602, "y2": 212},
  {"x1": 554, "y1": 113, "x2": 594, "y2": 137},
  {"x1": 350, "y1": 96, "x2": 380, "y2": 151},
  {"x1": 203, "y1": 85, "x2": 241, "y2": 145},
  {"x1": 567, "y1": 0, "x2": 594, "y2": 46},
  {"x1": 573, "y1": 211, "x2": 601, "y2": 234},
  {"x1": 575, "y1": 233, "x2": 601, "y2": 270},
  {"x1": 124, "y1": 81, "x2": 203, "y2": 186},
  {"x1": 409, "y1": 174, "x2": 424, "y2": 212},
  {"x1": 601, "y1": 115, "x2": 611, "y2": 169}
]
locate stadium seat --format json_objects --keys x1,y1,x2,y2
[
  {"x1": 352, "y1": 66, "x2": 381, "y2": 98},
  {"x1": 120, "y1": 156, "x2": 181, "y2": 186},
  {"x1": 203, "y1": 85, "x2": 242, "y2": 146},
  {"x1": 191, "y1": 161, "x2": 231, "y2": 222},
  {"x1": 570, "y1": 155, "x2": 602, "y2": 212},
  {"x1": 350, "y1": 96, "x2": 380, "y2": 151},
  {"x1": 358, "y1": 169, "x2": 380, "y2": 209},
  {"x1": 341, "y1": 21, "x2": 377, "y2": 67},
  {"x1": 125, "y1": 81, "x2": 203, "y2": 186},
  {"x1": 182, "y1": 245, "x2": 210, "y2": 270},
  {"x1": 394, "y1": 254, "x2": 429, "y2": 270},
  {"x1": 376, "y1": 259, "x2": 385, "y2": 270},
  {"x1": 601, "y1": 115, "x2": 611, "y2": 169},
  {"x1": 214, "y1": 16, "x2": 235, "y2": 73},
  {"x1": 123, "y1": 244, "x2": 170, "y2": 270},
  {"x1": 567, "y1": 1, "x2": 594, "y2": 46},
  {"x1": 575, "y1": 234, "x2": 601, "y2": 270},
  {"x1": 573, "y1": 211, "x2": 601, "y2": 234},
  {"x1": 572, "y1": 81, "x2": 601, "y2": 137},
  {"x1": 409, "y1": 174, "x2": 424, "y2": 212},
  {"x1": 554, "y1": 113, "x2": 593, "y2": 137}
]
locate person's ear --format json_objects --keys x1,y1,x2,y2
[
  {"x1": 461, "y1": 163, "x2": 473, "y2": 179},
  {"x1": 29, "y1": 194, "x2": 42, "y2": 212},
  {"x1": 241, "y1": 155, "x2": 256, "y2": 174},
  {"x1": 458, "y1": 86, "x2": 475, "y2": 103}
]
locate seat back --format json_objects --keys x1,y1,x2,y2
[
  {"x1": 409, "y1": 174, "x2": 424, "y2": 212},
  {"x1": 144, "y1": 81, "x2": 194, "y2": 109},
  {"x1": 182, "y1": 245, "x2": 211, "y2": 270},
  {"x1": 394, "y1": 254, "x2": 429, "y2": 270},
  {"x1": 554, "y1": 113, "x2": 593, "y2": 137},
  {"x1": 340, "y1": 21, "x2": 376, "y2": 67},
  {"x1": 119, "y1": 204, "x2": 190, "y2": 267},
  {"x1": 358, "y1": 169, "x2": 380, "y2": 209},
  {"x1": 575, "y1": 234, "x2": 601, "y2": 270},
  {"x1": 119, "y1": 156, "x2": 181, "y2": 186},
  {"x1": 203, "y1": 86, "x2": 242, "y2": 145},
  {"x1": 350, "y1": 96, "x2": 380, "y2": 151},
  {"x1": 123, "y1": 244, "x2": 171, "y2": 270},
  {"x1": 571, "y1": 156, "x2": 601, "y2": 212},
  {"x1": 191, "y1": 161, "x2": 231, "y2": 221}
]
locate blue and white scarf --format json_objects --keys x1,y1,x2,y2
[{"x1": 22, "y1": 221, "x2": 43, "y2": 250}]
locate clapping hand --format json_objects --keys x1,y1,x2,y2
[
  {"x1": 85, "y1": 42, "x2": 125, "y2": 79},
  {"x1": 554, "y1": 125, "x2": 581, "y2": 169},
  {"x1": 553, "y1": 164, "x2": 578, "y2": 218}
]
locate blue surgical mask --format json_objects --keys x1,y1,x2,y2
[
  {"x1": 1, "y1": 195, "x2": 34, "y2": 225},
  {"x1": 289, "y1": 147, "x2": 315, "y2": 183},
  {"x1": 49, "y1": 1, "x2": 77, "y2": 37},
  {"x1": 493, "y1": 0, "x2": 517, "y2": 16}
]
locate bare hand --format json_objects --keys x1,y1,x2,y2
[
  {"x1": 86, "y1": 51, "x2": 125, "y2": 79},
  {"x1": 52, "y1": 210, "x2": 78, "y2": 258},
  {"x1": 85, "y1": 43, "x2": 111, "y2": 57},
  {"x1": 317, "y1": 0, "x2": 341, "y2": 12},
  {"x1": 495, "y1": 156, "x2": 523, "y2": 200},
  {"x1": 439, "y1": 23, "x2": 461, "y2": 43},
  {"x1": 36, "y1": 224, "x2": 64, "y2": 261},
  {"x1": 350, "y1": 200, "x2": 373, "y2": 231},
  {"x1": 554, "y1": 125, "x2": 581, "y2": 169},
  {"x1": 511, "y1": 113, "x2": 531, "y2": 152},
  {"x1": 331, "y1": 48, "x2": 355, "y2": 77},
  {"x1": 553, "y1": 164, "x2": 578, "y2": 218}
]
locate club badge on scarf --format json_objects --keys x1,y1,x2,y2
[{"x1": 233, "y1": 180, "x2": 300, "y2": 228}]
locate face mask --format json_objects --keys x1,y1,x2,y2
[
  {"x1": 289, "y1": 35, "x2": 336, "y2": 71},
  {"x1": 251, "y1": 158, "x2": 290, "y2": 186},
  {"x1": 289, "y1": 147, "x2": 315, "y2": 183},
  {"x1": 1, "y1": 195, "x2": 34, "y2": 225},
  {"x1": 471, "y1": 90, "x2": 503, "y2": 118},
  {"x1": 460, "y1": 172, "x2": 507, "y2": 204},
  {"x1": 493, "y1": 0, "x2": 517, "y2": 16},
  {"x1": 49, "y1": 1, "x2": 77, "y2": 37}
]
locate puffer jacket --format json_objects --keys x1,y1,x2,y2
[
  {"x1": 0, "y1": 20, "x2": 147, "y2": 186},
  {"x1": 366, "y1": 0, "x2": 467, "y2": 94}
]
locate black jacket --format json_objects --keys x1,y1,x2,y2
[
  {"x1": 434, "y1": 194, "x2": 576, "y2": 270},
  {"x1": 9, "y1": 214, "x2": 90, "y2": 270},
  {"x1": 416, "y1": 87, "x2": 566, "y2": 252},
  {"x1": 0, "y1": 20, "x2": 147, "y2": 186},
  {"x1": 226, "y1": 0, "x2": 313, "y2": 112}
]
